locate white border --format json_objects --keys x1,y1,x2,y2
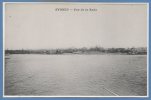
[{"x1": 2, "y1": 2, "x2": 149, "y2": 98}]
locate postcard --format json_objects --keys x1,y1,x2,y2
[{"x1": 3, "y1": 2, "x2": 149, "y2": 97}]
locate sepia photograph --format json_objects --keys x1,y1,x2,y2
[{"x1": 4, "y1": 3, "x2": 148, "y2": 97}]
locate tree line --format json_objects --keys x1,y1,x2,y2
[{"x1": 5, "y1": 47, "x2": 147, "y2": 55}]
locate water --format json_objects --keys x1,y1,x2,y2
[{"x1": 5, "y1": 54, "x2": 147, "y2": 96}]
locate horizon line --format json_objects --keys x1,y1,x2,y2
[{"x1": 5, "y1": 46, "x2": 147, "y2": 50}]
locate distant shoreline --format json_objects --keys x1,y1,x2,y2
[
  {"x1": 5, "y1": 53, "x2": 147, "y2": 56},
  {"x1": 5, "y1": 47, "x2": 147, "y2": 55}
]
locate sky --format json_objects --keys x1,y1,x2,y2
[{"x1": 5, "y1": 3, "x2": 148, "y2": 50}]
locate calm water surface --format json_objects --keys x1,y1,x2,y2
[{"x1": 5, "y1": 54, "x2": 147, "y2": 96}]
